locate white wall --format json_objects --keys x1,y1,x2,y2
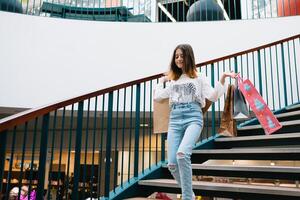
[{"x1": 0, "y1": 11, "x2": 300, "y2": 108}]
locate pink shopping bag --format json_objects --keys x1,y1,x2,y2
[{"x1": 237, "y1": 75, "x2": 282, "y2": 135}]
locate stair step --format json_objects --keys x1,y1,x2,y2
[
  {"x1": 139, "y1": 179, "x2": 300, "y2": 198},
  {"x1": 193, "y1": 147, "x2": 300, "y2": 154},
  {"x1": 162, "y1": 164, "x2": 300, "y2": 180},
  {"x1": 248, "y1": 110, "x2": 300, "y2": 124},
  {"x1": 239, "y1": 103, "x2": 300, "y2": 127},
  {"x1": 238, "y1": 120, "x2": 300, "y2": 131},
  {"x1": 193, "y1": 164, "x2": 300, "y2": 180},
  {"x1": 237, "y1": 120, "x2": 300, "y2": 136},
  {"x1": 191, "y1": 148, "x2": 300, "y2": 163},
  {"x1": 163, "y1": 163, "x2": 300, "y2": 173},
  {"x1": 215, "y1": 132, "x2": 300, "y2": 148},
  {"x1": 191, "y1": 164, "x2": 300, "y2": 173},
  {"x1": 216, "y1": 132, "x2": 300, "y2": 142},
  {"x1": 276, "y1": 110, "x2": 300, "y2": 118},
  {"x1": 286, "y1": 103, "x2": 300, "y2": 111}
]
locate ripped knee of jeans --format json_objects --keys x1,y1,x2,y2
[
  {"x1": 168, "y1": 164, "x2": 177, "y2": 173},
  {"x1": 176, "y1": 152, "x2": 191, "y2": 162},
  {"x1": 176, "y1": 152, "x2": 185, "y2": 160}
]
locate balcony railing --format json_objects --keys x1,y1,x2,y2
[{"x1": 0, "y1": 0, "x2": 299, "y2": 22}]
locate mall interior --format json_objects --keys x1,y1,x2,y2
[{"x1": 0, "y1": 0, "x2": 300, "y2": 199}]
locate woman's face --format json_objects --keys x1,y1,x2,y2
[{"x1": 175, "y1": 48, "x2": 184, "y2": 69}]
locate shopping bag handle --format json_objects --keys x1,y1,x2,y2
[{"x1": 236, "y1": 73, "x2": 243, "y2": 83}]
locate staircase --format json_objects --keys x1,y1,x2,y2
[{"x1": 136, "y1": 104, "x2": 300, "y2": 200}]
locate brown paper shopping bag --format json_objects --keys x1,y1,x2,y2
[
  {"x1": 153, "y1": 99, "x2": 212, "y2": 134},
  {"x1": 218, "y1": 84, "x2": 237, "y2": 137},
  {"x1": 153, "y1": 99, "x2": 170, "y2": 134}
]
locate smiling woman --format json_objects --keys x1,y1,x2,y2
[
  {"x1": 153, "y1": 44, "x2": 237, "y2": 200},
  {"x1": 175, "y1": 49, "x2": 184, "y2": 69},
  {"x1": 167, "y1": 44, "x2": 197, "y2": 81}
]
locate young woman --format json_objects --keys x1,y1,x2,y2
[{"x1": 154, "y1": 44, "x2": 237, "y2": 200}]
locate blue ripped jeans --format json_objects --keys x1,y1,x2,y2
[{"x1": 167, "y1": 102, "x2": 203, "y2": 200}]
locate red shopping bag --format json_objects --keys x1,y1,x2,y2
[{"x1": 237, "y1": 75, "x2": 282, "y2": 135}]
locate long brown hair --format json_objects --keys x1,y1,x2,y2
[{"x1": 167, "y1": 44, "x2": 198, "y2": 80}]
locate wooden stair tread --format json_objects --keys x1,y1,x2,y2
[
  {"x1": 238, "y1": 120, "x2": 300, "y2": 130},
  {"x1": 139, "y1": 179, "x2": 300, "y2": 197},
  {"x1": 192, "y1": 147, "x2": 300, "y2": 154},
  {"x1": 215, "y1": 132, "x2": 300, "y2": 142},
  {"x1": 163, "y1": 164, "x2": 300, "y2": 173},
  {"x1": 276, "y1": 110, "x2": 300, "y2": 118},
  {"x1": 287, "y1": 103, "x2": 300, "y2": 110},
  {"x1": 190, "y1": 164, "x2": 300, "y2": 173}
]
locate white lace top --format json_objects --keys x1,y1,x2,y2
[{"x1": 154, "y1": 73, "x2": 226, "y2": 108}]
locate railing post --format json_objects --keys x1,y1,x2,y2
[
  {"x1": 257, "y1": 50, "x2": 263, "y2": 95},
  {"x1": 211, "y1": 64, "x2": 215, "y2": 136},
  {"x1": 161, "y1": 78, "x2": 167, "y2": 161},
  {"x1": 105, "y1": 92, "x2": 113, "y2": 198},
  {"x1": 72, "y1": 101, "x2": 84, "y2": 200},
  {"x1": 5, "y1": 128, "x2": 16, "y2": 199},
  {"x1": 37, "y1": 114, "x2": 50, "y2": 200},
  {"x1": 134, "y1": 83, "x2": 141, "y2": 178},
  {"x1": 161, "y1": 134, "x2": 166, "y2": 162},
  {"x1": 281, "y1": 43, "x2": 288, "y2": 107},
  {"x1": 234, "y1": 56, "x2": 238, "y2": 73},
  {"x1": 0, "y1": 130, "x2": 7, "y2": 193}
]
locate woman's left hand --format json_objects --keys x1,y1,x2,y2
[
  {"x1": 220, "y1": 71, "x2": 239, "y2": 85},
  {"x1": 224, "y1": 71, "x2": 239, "y2": 78}
]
